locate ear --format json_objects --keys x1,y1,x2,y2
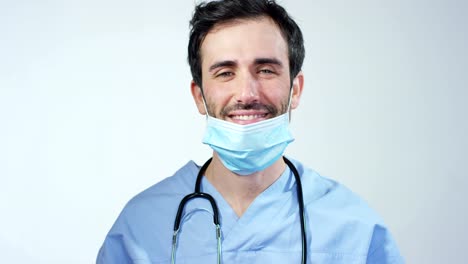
[
  {"x1": 190, "y1": 80, "x2": 207, "y2": 115},
  {"x1": 290, "y1": 71, "x2": 304, "y2": 110}
]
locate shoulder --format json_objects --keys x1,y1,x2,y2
[
  {"x1": 106, "y1": 160, "x2": 203, "y2": 234},
  {"x1": 97, "y1": 161, "x2": 204, "y2": 263},
  {"x1": 122, "y1": 160, "x2": 200, "y2": 215},
  {"x1": 289, "y1": 158, "x2": 383, "y2": 223},
  {"x1": 288, "y1": 158, "x2": 404, "y2": 262}
]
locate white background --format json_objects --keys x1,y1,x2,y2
[{"x1": 1, "y1": 0, "x2": 467, "y2": 263}]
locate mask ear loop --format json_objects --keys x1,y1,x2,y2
[
  {"x1": 199, "y1": 87, "x2": 211, "y2": 119},
  {"x1": 286, "y1": 86, "x2": 294, "y2": 121}
]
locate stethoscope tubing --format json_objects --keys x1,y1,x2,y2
[{"x1": 283, "y1": 157, "x2": 307, "y2": 264}]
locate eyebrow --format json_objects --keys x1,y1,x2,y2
[
  {"x1": 209, "y1": 60, "x2": 237, "y2": 72},
  {"x1": 208, "y1": 57, "x2": 284, "y2": 73},
  {"x1": 254, "y1": 58, "x2": 283, "y2": 67}
]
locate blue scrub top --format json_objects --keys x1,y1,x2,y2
[{"x1": 97, "y1": 158, "x2": 404, "y2": 263}]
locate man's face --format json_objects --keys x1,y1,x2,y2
[{"x1": 192, "y1": 17, "x2": 303, "y2": 125}]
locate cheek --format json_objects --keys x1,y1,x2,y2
[
  {"x1": 203, "y1": 86, "x2": 234, "y2": 113},
  {"x1": 263, "y1": 87, "x2": 290, "y2": 105},
  {"x1": 261, "y1": 78, "x2": 290, "y2": 96}
]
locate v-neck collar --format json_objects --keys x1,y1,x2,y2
[{"x1": 199, "y1": 165, "x2": 294, "y2": 246}]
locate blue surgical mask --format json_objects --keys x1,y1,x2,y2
[{"x1": 202, "y1": 112, "x2": 294, "y2": 175}]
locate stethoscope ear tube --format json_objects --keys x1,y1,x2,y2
[
  {"x1": 173, "y1": 192, "x2": 220, "y2": 231},
  {"x1": 283, "y1": 156, "x2": 307, "y2": 264},
  {"x1": 172, "y1": 173, "x2": 221, "y2": 264},
  {"x1": 173, "y1": 157, "x2": 218, "y2": 232},
  {"x1": 195, "y1": 157, "x2": 212, "y2": 193}
]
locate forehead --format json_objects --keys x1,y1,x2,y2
[{"x1": 200, "y1": 17, "x2": 289, "y2": 68}]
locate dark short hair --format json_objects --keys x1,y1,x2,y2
[{"x1": 188, "y1": 0, "x2": 305, "y2": 87}]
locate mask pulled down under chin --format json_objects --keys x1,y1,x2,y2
[{"x1": 202, "y1": 113, "x2": 294, "y2": 175}]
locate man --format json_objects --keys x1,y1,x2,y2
[{"x1": 97, "y1": 0, "x2": 403, "y2": 263}]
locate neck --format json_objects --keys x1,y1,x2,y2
[{"x1": 205, "y1": 153, "x2": 286, "y2": 217}]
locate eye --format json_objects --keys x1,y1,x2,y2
[
  {"x1": 216, "y1": 71, "x2": 234, "y2": 78},
  {"x1": 258, "y1": 68, "x2": 275, "y2": 74}
]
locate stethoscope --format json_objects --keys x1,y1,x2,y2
[{"x1": 171, "y1": 156, "x2": 307, "y2": 264}]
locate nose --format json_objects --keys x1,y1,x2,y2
[{"x1": 235, "y1": 72, "x2": 260, "y2": 104}]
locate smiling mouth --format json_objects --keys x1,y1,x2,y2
[{"x1": 230, "y1": 113, "x2": 268, "y2": 121}]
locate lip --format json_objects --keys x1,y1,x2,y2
[{"x1": 227, "y1": 110, "x2": 269, "y2": 125}]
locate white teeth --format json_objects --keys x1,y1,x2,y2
[{"x1": 236, "y1": 115, "x2": 263, "y2": 120}]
